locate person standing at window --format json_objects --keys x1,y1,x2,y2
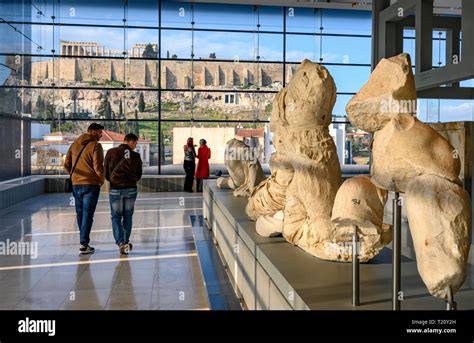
[
  {"x1": 183, "y1": 137, "x2": 196, "y2": 192},
  {"x1": 64, "y1": 123, "x2": 105, "y2": 255},
  {"x1": 195, "y1": 139, "x2": 211, "y2": 192},
  {"x1": 104, "y1": 133, "x2": 143, "y2": 255}
]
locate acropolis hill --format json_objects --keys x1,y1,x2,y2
[{"x1": 31, "y1": 41, "x2": 293, "y2": 89}]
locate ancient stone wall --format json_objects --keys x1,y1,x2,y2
[{"x1": 31, "y1": 58, "x2": 287, "y2": 88}]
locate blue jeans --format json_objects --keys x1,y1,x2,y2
[
  {"x1": 109, "y1": 188, "x2": 138, "y2": 245},
  {"x1": 72, "y1": 185, "x2": 101, "y2": 245}
]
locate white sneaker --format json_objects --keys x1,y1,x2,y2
[{"x1": 79, "y1": 244, "x2": 95, "y2": 255}]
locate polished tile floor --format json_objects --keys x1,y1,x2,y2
[{"x1": 0, "y1": 192, "x2": 210, "y2": 310}]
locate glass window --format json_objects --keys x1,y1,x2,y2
[
  {"x1": 126, "y1": 28, "x2": 159, "y2": 60},
  {"x1": 1, "y1": 22, "x2": 35, "y2": 55},
  {"x1": 161, "y1": 60, "x2": 192, "y2": 89},
  {"x1": 1, "y1": 0, "x2": 380, "y2": 179},
  {"x1": 325, "y1": 65, "x2": 371, "y2": 93},
  {"x1": 193, "y1": 31, "x2": 259, "y2": 61},
  {"x1": 128, "y1": 0, "x2": 158, "y2": 28},
  {"x1": 160, "y1": 121, "x2": 269, "y2": 169},
  {"x1": 321, "y1": 36, "x2": 371, "y2": 65},
  {"x1": 57, "y1": 0, "x2": 124, "y2": 26},
  {"x1": 286, "y1": 34, "x2": 321, "y2": 63},
  {"x1": 258, "y1": 6, "x2": 283, "y2": 32},
  {"x1": 31, "y1": 119, "x2": 157, "y2": 175},
  {"x1": 193, "y1": 3, "x2": 256, "y2": 31},
  {"x1": 432, "y1": 31, "x2": 447, "y2": 67},
  {"x1": 161, "y1": 0, "x2": 192, "y2": 29},
  {"x1": 417, "y1": 99, "x2": 474, "y2": 123},
  {"x1": 286, "y1": 7, "x2": 317, "y2": 34},
  {"x1": 321, "y1": 9, "x2": 372, "y2": 36},
  {"x1": 189, "y1": 90, "x2": 275, "y2": 121},
  {"x1": 59, "y1": 26, "x2": 125, "y2": 58},
  {"x1": 160, "y1": 29, "x2": 191, "y2": 59},
  {"x1": 191, "y1": 59, "x2": 283, "y2": 91},
  {"x1": 333, "y1": 94, "x2": 353, "y2": 118},
  {"x1": 160, "y1": 91, "x2": 193, "y2": 120}
]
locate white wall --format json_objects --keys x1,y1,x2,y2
[
  {"x1": 172, "y1": 127, "x2": 235, "y2": 164},
  {"x1": 329, "y1": 123, "x2": 346, "y2": 165}
]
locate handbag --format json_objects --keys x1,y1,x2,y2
[{"x1": 65, "y1": 142, "x2": 90, "y2": 193}]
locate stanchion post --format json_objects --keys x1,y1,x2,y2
[
  {"x1": 446, "y1": 285, "x2": 457, "y2": 310},
  {"x1": 352, "y1": 225, "x2": 360, "y2": 307},
  {"x1": 392, "y1": 192, "x2": 402, "y2": 310}
]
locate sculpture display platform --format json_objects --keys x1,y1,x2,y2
[{"x1": 204, "y1": 180, "x2": 474, "y2": 310}]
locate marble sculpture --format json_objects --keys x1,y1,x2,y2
[
  {"x1": 345, "y1": 53, "x2": 471, "y2": 299},
  {"x1": 216, "y1": 138, "x2": 266, "y2": 197},
  {"x1": 246, "y1": 59, "x2": 392, "y2": 262}
]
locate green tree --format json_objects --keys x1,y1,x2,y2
[
  {"x1": 118, "y1": 100, "x2": 123, "y2": 118},
  {"x1": 138, "y1": 92, "x2": 145, "y2": 113},
  {"x1": 35, "y1": 95, "x2": 45, "y2": 115},
  {"x1": 209, "y1": 52, "x2": 216, "y2": 59},
  {"x1": 142, "y1": 43, "x2": 158, "y2": 58},
  {"x1": 134, "y1": 109, "x2": 140, "y2": 137},
  {"x1": 97, "y1": 95, "x2": 113, "y2": 130}
]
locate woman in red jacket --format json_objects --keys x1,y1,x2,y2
[{"x1": 195, "y1": 139, "x2": 211, "y2": 192}]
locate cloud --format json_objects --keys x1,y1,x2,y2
[
  {"x1": 418, "y1": 100, "x2": 474, "y2": 122},
  {"x1": 31, "y1": 26, "x2": 345, "y2": 65},
  {"x1": 441, "y1": 102, "x2": 474, "y2": 114}
]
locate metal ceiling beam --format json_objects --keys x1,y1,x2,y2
[
  {"x1": 376, "y1": 0, "x2": 473, "y2": 99},
  {"x1": 415, "y1": 0, "x2": 434, "y2": 73},
  {"x1": 399, "y1": 15, "x2": 461, "y2": 30},
  {"x1": 371, "y1": 0, "x2": 391, "y2": 69},
  {"x1": 417, "y1": 87, "x2": 474, "y2": 99},
  {"x1": 184, "y1": 0, "x2": 372, "y2": 10},
  {"x1": 415, "y1": 61, "x2": 473, "y2": 90},
  {"x1": 379, "y1": 0, "x2": 416, "y2": 22}
]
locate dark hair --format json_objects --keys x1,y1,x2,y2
[
  {"x1": 87, "y1": 123, "x2": 104, "y2": 131},
  {"x1": 124, "y1": 133, "x2": 139, "y2": 142},
  {"x1": 200, "y1": 139, "x2": 207, "y2": 145}
]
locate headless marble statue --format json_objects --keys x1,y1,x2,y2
[
  {"x1": 216, "y1": 138, "x2": 266, "y2": 197},
  {"x1": 346, "y1": 53, "x2": 471, "y2": 299}
]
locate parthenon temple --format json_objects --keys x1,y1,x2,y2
[{"x1": 60, "y1": 40, "x2": 158, "y2": 58}]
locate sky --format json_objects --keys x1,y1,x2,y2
[{"x1": 1, "y1": 0, "x2": 472, "y2": 121}]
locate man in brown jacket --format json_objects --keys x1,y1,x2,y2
[
  {"x1": 64, "y1": 123, "x2": 105, "y2": 254},
  {"x1": 104, "y1": 133, "x2": 142, "y2": 255}
]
